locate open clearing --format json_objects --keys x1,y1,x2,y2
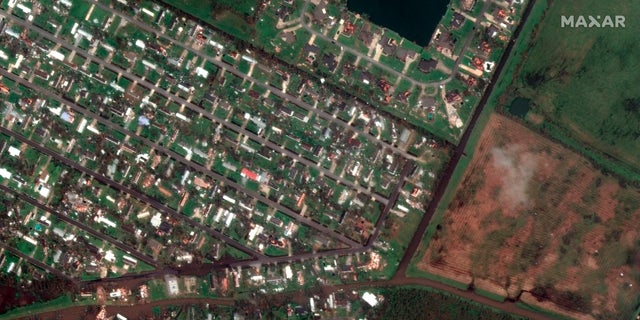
[
  {"x1": 502, "y1": 0, "x2": 640, "y2": 176},
  {"x1": 417, "y1": 114, "x2": 640, "y2": 319}
]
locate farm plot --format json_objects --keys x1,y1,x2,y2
[{"x1": 417, "y1": 114, "x2": 640, "y2": 320}]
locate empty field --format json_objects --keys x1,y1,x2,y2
[
  {"x1": 416, "y1": 114, "x2": 640, "y2": 319},
  {"x1": 502, "y1": 0, "x2": 640, "y2": 177}
]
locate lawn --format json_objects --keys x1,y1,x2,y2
[
  {"x1": 501, "y1": 0, "x2": 640, "y2": 180},
  {"x1": 161, "y1": 0, "x2": 256, "y2": 41}
]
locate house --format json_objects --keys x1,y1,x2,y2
[
  {"x1": 7, "y1": 146, "x2": 20, "y2": 157},
  {"x1": 378, "y1": 36, "x2": 397, "y2": 56},
  {"x1": 418, "y1": 58, "x2": 438, "y2": 73},
  {"x1": 312, "y1": 2, "x2": 327, "y2": 22},
  {"x1": 241, "y1": 168, "x2": 260, "y2": 182},
  {"x1": 34, "y1": 69, "x2": 49, "y2": 80},
  {"x1": 451, "y1": 12, "x2": 465, "y2": 29},
  {"x1": 395, "y1": 47, "x2": 416, "y2": 62},
  {"x1": 258, "y1": 147, "x2": 272, "y2": 160},
  {"x1": 159, "y1": 221, "x2": 172, "y2": 234},
  {"x1": 343, "y1": 21, "x2": 355, "y2": 36},
  {"x1": 322, "y1": 53, "x2": 338, "y2": 72},
  {"x1": 486, "y1": 24, "x2": 500, "y2": 38},
  {"x1": 358, "y1": 28, "x2": 373, "y2": 46},
  {"x1": 302, "y1": 43, "x2": 320, "y2": 58},
  {"x1": 147, "y1": 239, "x2": 163, "y2": 255},
  {"x1": 461, "y1": 0, "x2": 476, "y2": 11},
  {"x1": 433, "y1": 30, "x2": 454, "y2": 54},
  {"x1": 445, "y1": 91, "x2": 463, "y2": 103},
  {"x1": 420, "y1": 96, "x2": 436, "y2": 109},
  {"x1": 362, "y1": 292, "x2": 379, "y2": 307},
  {"x1": 276, "y1": 5, "x2": 292, "y2": 20},
  {"x1": 85, "y1": 264, "x2": 99, "y2": 273},
  {"x1": 360, "y1": 71, "x2": 374, "y2": 85},
  {"x1": 279, "y1": 31, "x2": 296, "y2": 44},
  {"x1": 493, "y1": 8, "x2": 509, "y2": 22}
]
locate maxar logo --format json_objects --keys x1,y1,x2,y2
[{"x1": 561, "y1": 15, "x2": 625, "y2": 28}]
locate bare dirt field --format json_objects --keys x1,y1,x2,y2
[{"x1": 417, "y1": 114, "x2": 640, "y2": 319}]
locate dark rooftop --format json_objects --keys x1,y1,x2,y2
[
  {"x1": 486, "y1": 24, "x2": 500, "y2": 38},
  {"x1": 378, "y1": 35, "x2": 397, "y2": 56},
  {"x1": 303, "y1": 44, "x2": 320, "y2": 55},
  {"x1": 451, "y1": 12, "x2": 466, "y2": 29},
  {"x1": 322, "y1": 53, "x2": 338, "y2": 72},
  {"x1": 421, "y1": 96, "x2": 436, "y2": 108},
  {"x1": 358, "y1": 23, "x2": 374, "y2": 45},
  {"x1": 395, "y1": 47, "x2": 416, "y2": 62},
  {"x1": 418, "y1": 58, "x2": 438, "y2": 73},
  {"x1": 279, "y1": 31, "x2": 296, "y2": 44}
]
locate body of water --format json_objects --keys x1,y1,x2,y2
[
  {"x1": 347, "y1": 0, "x2": 450, "y2": 46},
  {"x1": 508, "y1": 97, "x2": 532, "y2": 118}
]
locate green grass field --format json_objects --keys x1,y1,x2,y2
[
  {"x1": 501, "y1": 0, "x2": 640, "y2": 180},
  {"x1": 161, "y1": 0, "x2": 256, "y2": 41}
]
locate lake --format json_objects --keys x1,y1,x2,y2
[{"x1": 347, "y1": 0, "x2": 450, "y2": 46}]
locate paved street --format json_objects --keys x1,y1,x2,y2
[
  {"x1": 0, "y1": 0, "x2": 422, "y2": 273},
  {"x1": 0, "y1": 9, "x2": 390, "y2": 203},
  {"x1": 0, "y1": 184, "x2": 159, "y2": 268},
  {"x1": 0, "y1": 0, "x2": 552, "y2": 319},
  {"x1": 0, "y1": 64, "x2": 361, "y2": 250},
  {"x1": 85, "y1": 0, "x2": 422, "y2": 163},
  {"x1": 0, "y1": 240, "x2": 79, "y2": 284},
  {"x1": 0, "y1": 124, "x2": 262, "y2": 259},
  {"x1": 299, "y1": 0, "x2": 493, "y2": 89}
]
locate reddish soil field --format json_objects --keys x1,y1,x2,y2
[{"x1": 417, "y1": 114, "x2": 640, "y2": 319}]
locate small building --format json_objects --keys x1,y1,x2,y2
[
  {"x1": 486, "y1": 24, "x2": 500, "y2": 38},
  {"x1": 122, "y1": 255, "x2": 138, "y2": 266},
  {"x1": 420, "y1": 96, "x2": 436, "y2": 109},
  {"x1": 241, "y1": 168, "x2": 260, "y2": 182},
  {"x1": 378, "y1": 36, "x2": 397, "y2": 56},
  {"x1": 362, "y1": 292, "x2": 379, "y2": 307},
  {"x1": 322, "y1": 53, "x2": 338, "y2": 72},
  {"x1": 358, "y1": 28, "x2": 373, "y2": 46},
  {"x1": 7, "y1": 146, "x2": 20, "y2": 157},
  {"x1": 461, "y1": 0, "x2": 476, "y2": 11},
  {"x1": 395, "y1": 47, "x2": 416, "y2": 62},
  {"x1": 451, "y1": 12, "x2": 466, "y2": 29},
  {"x1": 433, "y1": 30, "x2": 454, "y2": 54},
  {"x1": 418, "y1": 58, "x2": 438, "y2": 73},
  {"x1": 0, "y1": 168, "x2": 11, "y2": 179},
  {"x1": 303, "y1": 44, "x2": 320, "y2": 63},
  {"x1": 445, "y1": 91, "x2": 463, "y2": 103},
  {"x1": 312, "y1": 2, "x2": 327, "y2": 22},
  {"x1": 279, "y1": 31, "x2": 296, "y2": 44},
  {"x1": 361, "y1": 71, "x2": 374, "y2": 85}
]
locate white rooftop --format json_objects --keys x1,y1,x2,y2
[
  {"x1": 362, "y1": 292, "x2": 379, "y2": 307},
  {"x1": 8, "y1": 146, "x2": 20, "y2": 157}
]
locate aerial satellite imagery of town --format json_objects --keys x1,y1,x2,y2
[{"x1": 0, "y1": 0, "x2": 638, "y2": 318}]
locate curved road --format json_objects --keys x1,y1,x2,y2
[
  {"x1": 299, "y1": 0, "x2": 492, "y2": 89},
  {"x1": 2, "y1": 0, "x2": 550, "y2": 319}
]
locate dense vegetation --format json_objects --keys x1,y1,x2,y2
[
  {"x1": 0, "y1": 274, "x2": 76, "y2": 315},
  {"x1": 365, "y1": 287, "x2": 525, "y2": 320}
]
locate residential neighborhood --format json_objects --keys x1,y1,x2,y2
[{"x1": 0, "y1": 0, "x2": 531, "y2": 318}]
